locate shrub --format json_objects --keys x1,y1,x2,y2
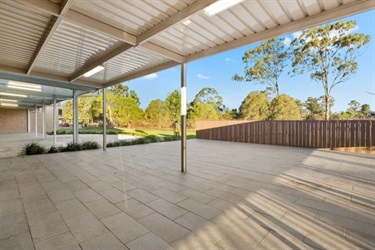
[
  {"x1": 48, "y1": 145, "x2": 59, "y2": 153},
  {"x1": 62, "y1": 142, "x2": 82, "y2": 152},
  {"x1": 20, "y1": 142, "x2": 47, "y2": 155},
  {"x1": 81, "y1": 141, "x2": 99, "y2": 150},
  {"x1": 145, "y1": 135, "x2": 160, "y2": 143}
]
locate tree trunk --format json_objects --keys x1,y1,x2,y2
[{"x1": 325, "y1": 96, "x2": 330, "y2": 120}]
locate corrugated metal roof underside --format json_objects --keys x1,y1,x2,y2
[
  {"x1": 0, "y1": 1, "x2": 51, "y2": 69},
  {"x1": 34, "y1": 21, "x2": 123, "y2": 77}
]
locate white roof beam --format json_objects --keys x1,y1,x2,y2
[
  {"x1": 186, "y1": 0, "x2": 375, "y2": 63},
  {"x1": 0, "y1": 66, "x2": 102, "y2": 88},
  {"x1": 70, "y1": 44, "x2": 134, "y2": 82},
  {"x1": 137, "y1": 0, "x2": 216, "y2": 45},
  {"x1": 26, "y1": 0, "x2": 75, "y2": 75},
  {"x1": 104, "y1": 61, "x2": 179, "y2": 87}
]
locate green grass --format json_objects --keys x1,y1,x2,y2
[{"x1": 48, "y1": 127, "x2": 196, "y2": 139}]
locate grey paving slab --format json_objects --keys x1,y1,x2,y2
[
  {"x1": 126, "y1": 232, "x2": 173, "y2": 250},
  {"x1": 23, "y1": 198, "x2": 56, "y2": 219},
  {"x1": 80, "y1": 232, "x2": 128, "y2": 250},
  {"x1": 34, "y1": 232, "x2": 81, "y2": 250},
  {"x1": 127, "y1": 188, "x2": 159, "y2": 203},
  {"x1": 0, "y1": 212, "x2": 29, "y2": 240},
  {"x1": 178, "y1": 188, "x2": 216, "y2": 204},
  {"x1": 87, "y1": 180, "x2": 113, "y2": 192},
  {"x1": 174, "y1": 212, "x2": 209, "y2": 231},
  {"x1": 55, "y1": 198, "x2": 89, "y2": 219},
  {"x1": 100, "y1": 188, "x2": 127, "y2": 204},
  {"x1": 138, "y1": 213, "x2": 189, "y2": 244},
  {"x1": 101, "y1": 213, "x2": 149, "y2": 244},
  {"x1": 0, "y1": 188, "x2": 20, "y2": 202},
  {"x1": 85, "y1": 198, "x2": 122, "y2": 219},
  {"x1": 0, "y1": 199, "x2": 23, "y2": 217},
  {"x1": 177, "y1": 198, "x2": 221, "y2": 220},
  {"x1": 47, "y1": 189, "x2": 75, "y2": 203},
  {"x1": 147, "y1": 199, "x2": 188, "y2": 220},
  {"x1": 0, "y1": 231, "x2": 34, "y2": 250},
  {"x1": 152, "y1": 188, "x2": 188, "y2": 204},
  {"x1": 115, "y1": 198, "x2": 155, "y2": 220},
  {"x1": 73, "y1": 188, "x2": 102, "y2": 203},
  {"x1": 65, "y1": 213, "x2": 109, "y2": 243}
]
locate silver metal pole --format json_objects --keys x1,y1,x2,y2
[
  {"x1": 27, "y1": 109, "x2": 30, "y2": 133},
  {"x1": 35, "y1": 104, "x2": 38, "y2": 137},
  {"x1": 73, "y1": 90, "x2": 78, "y2": 143},
  {"x1": 42, "y1": 102, "x2": 45, "y2": 139},
  {"x1": 103, "y1": 88, "x2": 107, "y2": 150},
  {"x1": 53, "y1": 97, "x2": 57, "y2": 144},
  {"x1": 181, "y1": 63, "x2": 187, "y2": 172}
]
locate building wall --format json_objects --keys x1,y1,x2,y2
[
  {"x1": 0, "y1": 106, "x2": 59, "y2": 134},
  {"x1": 0, "y1": 108, "x2": 27, "y2": 133}
]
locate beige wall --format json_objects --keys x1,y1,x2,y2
[
  {"x1": 0, "y1": 108, "x2": 27, "y2": 133},
  {"x1": 0, "y1": 106, "x2": 59, "y2": 134}
]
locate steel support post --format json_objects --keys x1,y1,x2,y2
[
  {"x1": 181, "y1": 63, "x2": 187, "y2": 172},
  {"x1": 103, "y1": 88, "x2": 107, "y2": 151},
  {"x1": 53, "y1": 97, "x2": 57, "y2": 144},
  {"x1": 73, "y1": 90, "x2": 78, "y2": 143}
]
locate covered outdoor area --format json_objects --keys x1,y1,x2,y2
[{"x1": 1, "y1": 140, "x2": 374, "y2": 249}]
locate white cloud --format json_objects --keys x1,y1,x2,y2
[
  {"x1": 292, "y1": 31, "x2": 302, "y2": 39},
  {"x1": 197, "y1": 74, "x2": 209, "y2": 79},
  {"x1": 143, "y1": 73, "x2": 158, "y2": 79},
  {"x1": 225, "y1": 57, "x2": 236, "y2": 63},
  {"x1": 283, "y1": 37, "x2": 292, "y2": 46}
]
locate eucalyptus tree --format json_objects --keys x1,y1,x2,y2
[
  {"x1": 233, "y1": 37, "x2": 290, "y2": 96},
  {"x1": 291, "y1": 20, "x2": 370, "y2": 120}
]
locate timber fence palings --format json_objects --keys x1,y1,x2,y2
[{"x1": 196, "y1": 120, "x2": 374, "y2": 149}]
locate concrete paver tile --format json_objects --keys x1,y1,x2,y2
[
  {"x1": 34, "y1": 232, "x2": 81, "y2": 250},
  {"x1": 81, "y1": 232, "x2": 128, "y2": 250},
  {"x1": 126, "y1": 232, "x2": 173, "y2": 250},
  {"x1": 101, "y1": 213, "x2": 149, "y2": 244},
  {"x1": 73, "y1": 189, "x2": 102, "y2": 204},
  {"x1": 174, "y1": 212, "x2": 209, "y2": 231},
  {"x1": 147, "y1": 199, "x2": 188, "y2": 220},
  {"x1": 23, "y1": 198, "x2": 56, "y2": 219},
  {"x1": 177, "y1": 198, "x2": 221, "y2": 220},
  {"x1": 179, "y1": 188, "x2": 216, "y2": 204},
  {"x1": 115, "y1": 198, "x2": 155, "y2": 220},
  {"x1": 0, "y1": 231, "x2": 34, "y2": 250},
  {"x1": 85, "y1": 198, "x2": 122, "y2": 219},
  {"x1": 100, "y1": 188, "x2": 127, "y2": 204},
  {"x1": 138, "y1": 213, "x2": 189, "y2": 244},
  {"x1": 127, "y1": 188, "x2": 159, "y2": 203},
  {"x1": 65, "y1": 213, "x2": 109, "y2": 243},
  {"x1": 0, "y1": 188, "x2": 20, "y2": 202},
  {"x1": 0, "y1": 212, "x2": 29, "y2": 240},
  {"x1": 87, "y1": 180, "x2": 113, "y2": 192},
  {"x1": 55, "y1": 198, "x2": 89, "y2": 219},
  {"x1": 152, "y1": 188, "x2": 188, "y2": 204},
  {"x1": 0, "y1": 199, "x2": 23, "y2": 217},
  {"x1": 47, "y1": 189, "x2": 75, "y2": 203}
]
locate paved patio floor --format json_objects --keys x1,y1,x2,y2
[{"x1": 0, "y1": 139, "x2": 374, "y2": 249}]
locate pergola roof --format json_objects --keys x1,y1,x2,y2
[{"x1": 0, "y1": 0, "x2": 373, "y2": 107}]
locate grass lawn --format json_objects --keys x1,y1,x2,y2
[{"x1": 50, "y1": 127, "x2": 196, "y2": 139}]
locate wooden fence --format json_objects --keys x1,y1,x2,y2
[{"x1": 196, "y1": 120, "x2": 374, "y2": 148}]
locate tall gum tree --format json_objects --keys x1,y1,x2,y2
[
  {"x1": 233, "y1": 37, "x2": 290, "y2": 97},
  {"x1": 290, "y1": 20, "x2": 370, "y2": 120}
]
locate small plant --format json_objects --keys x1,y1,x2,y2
[
  {"x1": 81, "y1": 141, "x2": 99, "y2": 150},
  {"x1": 48, "y1": 145, "x2": 59, "y2": 154},
  {"x1": 20, "y1": 142, "x2": 47, "y2": 155},
  {"x1": 62, "y1": 142, "x2": 82, "y2": 152},
  {"x1": 145, "y1": 135, "x2": 160, "y2": 143}
]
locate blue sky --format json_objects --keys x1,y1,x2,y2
[{"x1": 125, "y1": 10, "x2": 375, "y2": 113}]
